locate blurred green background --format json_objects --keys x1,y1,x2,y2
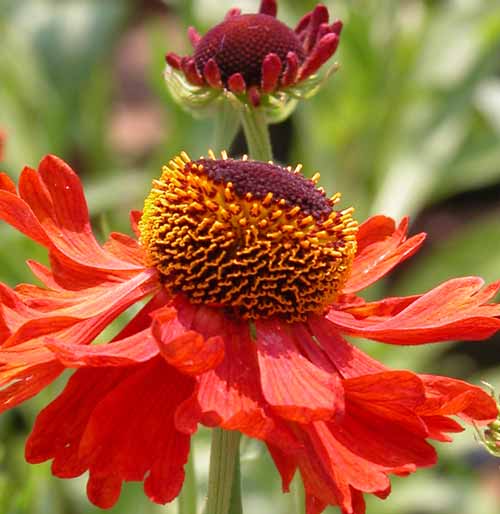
[{"x1": 1, "y1": 0, "x2": 500, "y2": 513}]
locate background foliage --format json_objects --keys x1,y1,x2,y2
[{"x1": 1, "y1": 0, "x2": 500, "y2": 513}]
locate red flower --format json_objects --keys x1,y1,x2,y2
[
  {"x1": 166, "y1": 0, "x2": 342, "y2": 106},
  {"x1": 0, "y1": 154, "x2": 499, "y2": 513}
]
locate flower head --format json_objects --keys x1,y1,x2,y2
[
  {"x1": 165, "y1": 0, "x2": 342, "y2": 116},
  {"x1": 139, "y1": 152, "x2": 356, "y2": 321},
  {"x1": 1, "y1": 154, "x2": 500, "y2": 513}
]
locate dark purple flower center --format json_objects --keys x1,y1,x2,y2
[
  {"x1": 194, "y1": 14, "x2": 305, "y2": 87},
  {"x1": 193, "y1": 158, "x2": 332, "y2": 219}
]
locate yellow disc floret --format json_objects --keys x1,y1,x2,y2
[{"x1": 139, "y1": 151, "x2": 357, "y2": 322}]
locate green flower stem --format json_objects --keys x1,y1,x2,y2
[
  {"x1": 240, "y1": 106, "x2": 273, "y2": 161},
  {"x1": 213, "y1": 99, "x2": 241, "y2": 154},
  {"x1": 178, "y1": 446, "x2": 197, "y2": 514},
  {"x1": 291, "y1": 472, "x2": 306, "y2": 514},
  {"x1": 205, "y1": 429, "x2": 243, "y2": 514}
]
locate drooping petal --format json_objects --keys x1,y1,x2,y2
[
  {"x1": 256, "y1": 319, "x2": 344, "y2": 423},
  {"x1": 176, "y1": 318, "x2": 299, "y2": 449},
  {"x1": 0, "y1": 269, "x2": 159, "y2": 415},
  {"x1": 345, "y1": 371, "x2": 428, "y2": 437},
  {"x1": 267, "y1": 443, "x2": 297, "y2": 492},
  {"x1": 328, "y1": 277, "x2": 500, "y2": 344},
  {"x1": 308, "y1": 317, "x2": 385, "y2": 378},
  {"x1": 46, "y1": 329, "x2": 159, "y2": 367},
  {"x1": 344, "y1": 216, "x2": 425, "y2": 294},
  {"x1": 417, "y1": 374, "x2": 498, "y2": 423},
  {"x1": 26, "y1": 357, "x2": 194, "y2": 508},
  {"x1": 0, "y1": 359, "x2": 63, "y2": 413}
]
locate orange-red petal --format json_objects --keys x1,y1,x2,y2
[
  {"x1": 344, "y1": 216, "x2": 425, "y2": 294},
  {"x1": 256, "y1": 319, "x2": 344, "y2": 423},
  {"x1": 26, "y1": 357, "x2": 193, "y2": 508},
  {"x1": 328, "y1": 277, "x2": 500, "y2": 344}
]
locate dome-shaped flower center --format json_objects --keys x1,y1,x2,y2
[
  {"x1": 139, "y1": 153, "x2": 358, "y2": 322},
  {"x1": 194, "y1": 14, "x2": 305, "y2": 87}
]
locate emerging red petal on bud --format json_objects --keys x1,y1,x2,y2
[
  {"x1": 299, "y1": 33, "x2": 339, "y2": 80},
  {"x1": 228, "y1": 72, "x2": 246, "y2": 94},
  {"x1": 187, "y1": 26, "x2": 202, "y2": 48},
  {"x1": 166, "y1": 2, "x2": 342, "y2": 105},
  {"x1": 181, "y1": 57, "x2": 205, "y2": 86},
  {"x1": 259, "y1": 0, "x2": 277, "y2": 17},
  {"x1": 203, "y1": 58, "x2": 223, "y2": 89},
  {"x1": 261, "y1": 53, "x2": 282, "y2": 92}
]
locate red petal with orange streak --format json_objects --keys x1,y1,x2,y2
[
  {"x1": 46, "y1": 328, "x2": 159, "y2": 367},
  {"x1": 176, "y1": 319, "x2": 299, "y2": 449},
  {"x1": 255, "y1": 319, "x2": 344, "y2": 423},
  {"x1": 344, "y1": 216, "x2": 425, "y2": 294},
  {"x1": 328, "y1": 277, "x2": 500, "y2": 344},
  {"x1": 26, "y1": 358, "x2": 194, "y2": 508}
]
